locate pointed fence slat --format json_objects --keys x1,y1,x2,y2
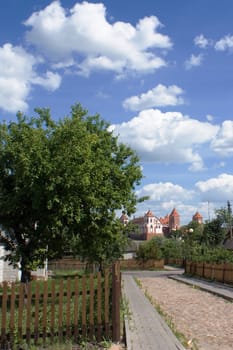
[
  {"x1": 58, "y1": 279, "x2": 64, "y2": 341},
  {"x1": 42, "y1": 281, "x2": 48, "y2": 343},
  {"x1": 50, "y1": 280, "x2": 56, "y2": 341},
  {"x1": 112, "y1": 261, "x2": 121, "y2": 342},
  {"x1": 10, "y1": 283, "x2": 16, "y2": 344},
  {"x1": 104, "y1": 269, "x2": 110, "y2": 338},
  {"x1": 34, "y1": 282, "x2": 40, "y2": 345},
  {"x1": 18, "y1": 283, "x2": 24, "y2": 341},
  {"x1": 89, "y1": 273, "x2": 94, "y2": 340},
  {"x1": 1, "y1": 283, "x2": 7, "y2": 342},
  {"x1": 66, "y1": 278, "x2": 71, "y2": 338},
  {"x1": 81, "y1": 275, "x2": 87, "y2": 338},
  {"x1": 26, "y1": 283, "x2": 32, "y2": 344},
  {"x1": 97, "y1": 272, "x2": 102, "y2": 342},
  {"x1": 73, "y1": 276, "x2": 79, "y2": 343}
]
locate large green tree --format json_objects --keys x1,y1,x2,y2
[{"x1": 0, "y1": 104, "x2": 143, "y2": 280}]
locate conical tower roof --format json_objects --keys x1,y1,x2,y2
[
  {"x1": 145, "y1": 210, "x2": 154, "y2": 217},
  {"x1": 170, "y1": 208, "x2": 180, "y2": 217}
]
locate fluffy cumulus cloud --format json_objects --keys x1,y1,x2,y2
[
  {"x1": 136, "y1": 182, "x2": 194, "y2": 202},
  {"x1": 135, "y1": 182, "x2": 204, "y2": 224},
  {"x1": 122, "y1": 84, "x2": 184, "y2": 111},
  {"x1": 24, "y1": 1, "x2": 172, "y2": 77},
  {"x1": 0, "y1": 43, "x2": 61, "y2": 113},
  {"x1": 194, "y1": 34, "x2": 211, "y2": 48},
  {"x1": 196, "y1": 173, "x2": 233, "y2": 202},
  {"x1": 215, "y1": 35, "x2": 233, "y2": 51},
  {"x1": 185, "y1": 53, "x2": 204, "y2": 70},
  {"x1": 211, "y1": 120, "x2": 233, "y2": 156},
  {"x1": 111, "y1": 109, "x2": 219, "y2": 171},
  {"x1": 193, "y1": 33, "x2": 233, "y2": 53}
]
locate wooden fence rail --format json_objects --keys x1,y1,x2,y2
[{"x1": 0, "y1": 262, "x2": 121, "y2": 348}]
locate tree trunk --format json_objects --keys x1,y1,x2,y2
[{"x1": 20, "y1": 263, "x2": 31, "y2": 283}]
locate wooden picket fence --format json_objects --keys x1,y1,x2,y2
[{"x1": 0, "y1": 262, "x2": 121, "y2": 348}]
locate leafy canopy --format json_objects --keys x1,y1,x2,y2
[{"x1": 0, "y1": 104, "x2": 144, "y2": 277}]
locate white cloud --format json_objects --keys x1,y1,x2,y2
[
  {"x1": 206, "y1": 114, "x2": 214, "y2": 122},
  {"x1": 215, "y1": 35, "x2": 233, "y2": 51},
  {"x1": 111, "y1": 109, "x2": 219, "y2": 171},
  {"x1": 0, "y1": 43, "x2": 61, "y2": 113},
  {"x1": 194, "y1": 34, "x2": 211, "y2": 48},
  {"x1": 24, "y1": 1, "x2": 172, "y2": 77},
  {"x1": 31, "y1": 71, "x2": 61, "y2": 91},
  {"x1": 211, "y1": 120, "x2": 233, "y2": 156},
  {"x1": 136, "y1": 182, "x2": 194, "y2": 202},
  {"x1": 185, "y1": 54, "x2": 204, "y2": 70},
  {"x1": 135, "y1": 182, "x2": 206, "y2": 224},
  {"x1": 123, "y1": 84, "x2": 184, "y2": 111},
  {"x1": 196, "y1": 173, "x2": 233, "y2": 202}
]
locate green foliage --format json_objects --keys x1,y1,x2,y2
[
  {"x1": 185, "y1": 243, "x2": 233, "y2": 264},
  {"x1": 182, "y1": 221, "x2": 204, "y2": 245},
  {"x1": 202, "y1": 218, "x2": 225, "y2": 246},
  {"x1": 0, "y1": 104, "x2": 144, "y2": 279},
  {"x1": 159, "y1": 237, "x2": 184, "y2": 260},
  {"x1": 136, "y1": 238, "x2": 163, "y2": 262},
  {"x1": 215, "y1": 201, "x2": 233, "y2": 238}
]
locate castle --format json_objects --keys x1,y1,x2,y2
[{"x1": 120, "y1": 209, "x2": 203, "y2": 240}]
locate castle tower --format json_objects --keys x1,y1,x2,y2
[
  {"x1": 192, "y1": 211, "x2": 203, "y2": 224},
  {"x1": 120, "y1": 212, "x2": 129, "y2": 226},
  {"x1": 169, "y1": 208, "x2": 180, "y2": 231}
]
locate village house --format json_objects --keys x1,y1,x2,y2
[
  {"x1": 0, "y1": 244, "x2": 20, "y2": 282},
  {"x1": 0, "y1": 237, "x2": 47, "y2": 283}
]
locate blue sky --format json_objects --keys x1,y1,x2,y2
[{"x1": 1, "y1": 0, "x2": 233, "y2": 224}]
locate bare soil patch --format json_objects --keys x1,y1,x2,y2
[{"x1": 139, "y1": 277, "x2": 233, "y2": 350}]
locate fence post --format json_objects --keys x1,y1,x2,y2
[{"x1": 112, "y1": 261, "x2": 121, "y2": 342}]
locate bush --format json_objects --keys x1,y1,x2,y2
[
  {"x1": 184, "y1": 243, "x2": 233, "y2": 264},
  {"x1": 136, "y1": 238, "x2": 162, "y2": 262}
]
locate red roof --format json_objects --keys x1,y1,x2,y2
[
  {"x1": 170, "y1": 208, "x2": 180, "y2": 217},
  {"x1": 145, "y1": 210, "x2": 154, "y2": 217},
  {"x1": 132, "y1": 217, "x2": 144, "y2": 225},
  {"x1": 193, "y1": 211, "x2": 202, "y2": 219},
  {"x1": 160, "y1": 214, "x2": 169, "y2": 225},
  {"x1": 120, "y1": 213, "x2": 128, "y2": 221}
]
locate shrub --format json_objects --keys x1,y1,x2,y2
[{"x1": 136, "y1": 238, "x2": 162, "y2": 262}]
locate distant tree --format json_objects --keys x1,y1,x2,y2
[
  {"x1": 183, "y1": 221, "x2": 204, "y2": 244},
  {"x1": 215, "y1": 201, "x2": 233, "y2": 239},
  {"x1": 0, "y1": 104, "x2": 144, "y2": 281},
  {"x1": 160, "y1": 237, "x2": 184, "y2": 260},
  {"x1": 202, "y1": 218, "x2": 225, "y2": 247}
]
